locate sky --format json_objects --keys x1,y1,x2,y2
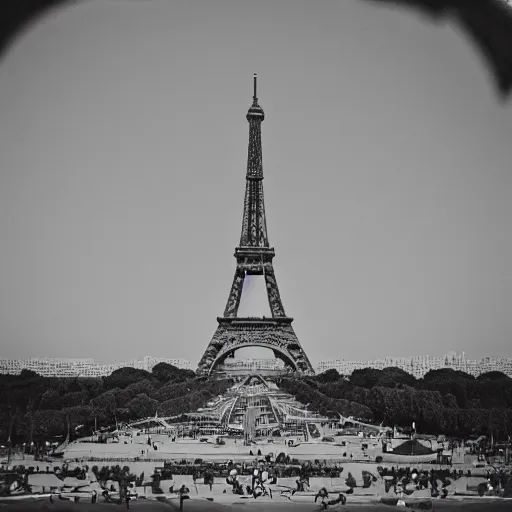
[{"x1": 0, "y1": 0, "x2": 511, "y2": 367}]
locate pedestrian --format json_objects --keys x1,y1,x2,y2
[
  {"x1": 179, "y1": 485, "x2": 190, "y2": 511},
  {"x1": 315, "y1": 487, "x2": 329, "y2": 504}
]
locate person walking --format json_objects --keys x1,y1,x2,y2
[
  {"x1": 209, "y1": 472, "x2": 213, "y2": 492},
  {"x1": 179, "y1": 484, "x2": 190, "y2": 511}
]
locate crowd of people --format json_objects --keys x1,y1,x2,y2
[
  {"x1": 220, "y1": 461, "x2": 354, "y2": 509},
  {"x1": 377, "y1": 465, "x2": 512, "y2": 498}
]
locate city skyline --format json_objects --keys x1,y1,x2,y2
[
  {"x1": 0, "y1": 355, "x2": 192, "y2": 377},
  {"x1": 2, "y1": 344, "x2": 512, "y2": 371},
  {"x1": 318, "y1": 351, "x2": 512, "y2": 379},
  {"x1": 1, "y1": 0, "x2": 511, "y2": 364},
  {"x1": 2, "y1": 350, "x2": 512, "y2": 379}
]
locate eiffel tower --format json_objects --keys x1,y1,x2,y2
[{"x1": 196, "y1": 76, "x2": 315, "y2": 377}]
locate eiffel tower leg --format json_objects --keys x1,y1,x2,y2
[
  {"x1": 264, "y1": 266, "x2": 286, "y2": 317},
  {"x1": 196, "y1": 324, "x2": 226, "y2": 376},
  {"x1": 223, "y1": 267, "x2": 245, "y2": 317}
]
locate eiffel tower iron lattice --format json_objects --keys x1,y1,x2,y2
[{"x1": 196, "y1": 75, "x2": 315, "y2": 377}]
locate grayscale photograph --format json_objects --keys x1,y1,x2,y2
[{"x1": 1, "y1": 1, "x2": 512, "y2": 511}]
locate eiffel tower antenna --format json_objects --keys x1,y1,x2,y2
[{"x1": 197, "y1": 77, "x2": 314, "y2": 378}]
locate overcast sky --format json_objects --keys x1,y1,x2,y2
[{"x1": 0, "y1": 0, "x2": 511, "y2": 367}]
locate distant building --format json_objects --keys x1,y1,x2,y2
[
  {"x1": 317, "y1": 351, "x2": 512, "y2": 379},
  {"x1": 0, "y1": 356, "x2": 191, "y2": 377},
  {"x1": 141, "y1": 356, "x2": 192, "y2": 373},
  {"x1": 222, "y1": 358, "x2": 285, "y2": 371}
]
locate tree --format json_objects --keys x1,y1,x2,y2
[
  {"x1": 477, "y1": 371, "x2": 510, "y2": 381},
  {"x1": 440, "y1": 408, "x2": 459, "y2": 436},
  {"x1": 50, "y1": 391, "x2": 89, "y2": 410},
  {"x1": 103, "y1": 368, "x2": 152, "y2": 390},
  {"x1": 32, "y1": 410, "x2": 66, "y2": 437},
  {"x1": 63, "y1": 406, "x2": 95, "y2": 434},
  {"x1": 350, "y1": 368, "x2": 382, "y2": 388},
  {"x1": 39, "y1": 389, "x2": 60, "y2": 410},
  {"x1": 153, "y1": 382, "x2": 194, "y2": 402},
  {"x1": 91, "y1": 389, "x2": 119, "y2": 421},
  {"x1": 124, "y1": 379, "x2": 153, "y2": 399},
  {"x1": 377, "y1": 367, "x2": 417, "y2": 388},
  {"x1": 279, "y1": 378, "x2": 373, "y2": 420},
  {"x1": 151, "y1": 362, "x2": 195, "y2": 383},
  {"x1": 19, "y1": 369, "x2": 39, "y2": 379},
  {"x1": 126, "y1": 394, "x2": 158, "y2": 419},
  {"x1": 421, "y1": 368, "x2": 474, "y2": 408},
  {"x1": 315, "y1": 369, "x2": 340, "y2": 383},
  {"x1": 442, "y1": 393, "x2": 458, "y2": 409},
  {"x1": 364, "y1": 387, "x2": 386, "y2": 422},
  {"x1": 65, "y1": 378, "x2": 83, "y2": 393},
  {"x1": 412, "y1": 389, "x2": 444, "y2": 433}
]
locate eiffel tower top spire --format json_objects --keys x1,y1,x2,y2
[
  {"x1": 239, "y1": 74, "x2": 269, "y2": 248},
  {"x1": 247, "y1": 73, "x2": 264, "y2": 121}
]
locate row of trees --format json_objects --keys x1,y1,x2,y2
[
  {"x1": 0, "y1": 364, "x2": 230, "y2": 444},
  {"x1": 279, "y1": 367, "x2": 512, "y2": 439},
  {"x1": 2, "y1": 363, "x2": 512, "y2": 444}
]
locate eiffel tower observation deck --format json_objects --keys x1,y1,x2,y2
[{"x1": 197, "y1": 76, "x2": 314, "y2": 378}]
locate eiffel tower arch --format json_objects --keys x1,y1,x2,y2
[{"x1": 197, "y1": 76, "x2": 314, "y2": 378}]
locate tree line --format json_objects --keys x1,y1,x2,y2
[
  {"x1": 0, "y1": 363, "x2": 230, "y2": 445},
  {"x1": 1, "y1": 364, "x2": 512, "y2": 445},
  {"x1": 280, "y1": 366, "x2": 512, "y2": 439}
]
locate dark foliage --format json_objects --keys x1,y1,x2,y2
[
  {"x1": 350, "y1": 367, "x2": 417, "y2": 389},
  {"x1": 102, "y1": 367, "x2": 152, "y2": 390},
  {"x1": 279, "y1": 378, "x2": 374, "y2": 420},
  {"x1": 0, "y1": 368, "x2": 231, "y2": 444},
  {"x1": 284, "y1": 367, "x2": 512, "y2": 439},
  {"x1": 157, "y1": 380, "x2": 231, "y2": 417},
  {"x1": 314, "y1": 369, "x2": 340, "y2": 383},
  {"x1": 478, "y1": 371, "x2": 509, "y2": 381},
  {"x1": 2, "y1": 362, "x2": 512, "y2": 444},
  {"x1": 151, "y1": 362, "x2": 195, "y2": 383}
]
